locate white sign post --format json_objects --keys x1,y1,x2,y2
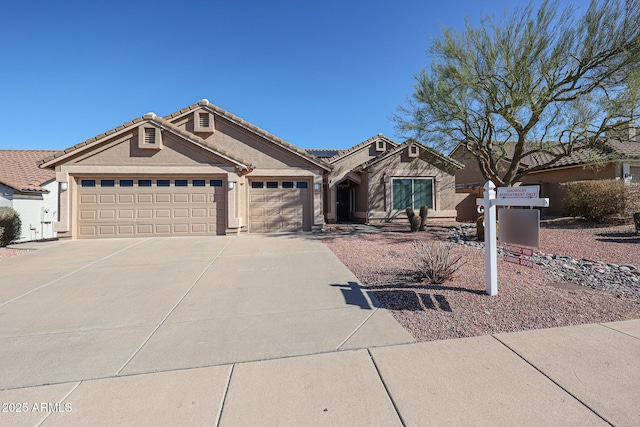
[{"x1": 476, "y1": 181, "x2": 549, "y2": 296}]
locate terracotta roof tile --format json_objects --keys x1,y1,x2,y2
[
  {"x1": 327, "y1": 134, "x2": 399, "y2": 163},
  {"x1": 0, "y1": 150, "x2": 62, "y2": 193}
]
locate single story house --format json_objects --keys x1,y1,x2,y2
[
  {"x1": 451, "y1": 129, "x2": 640, "y2": 220},
  {"x1": 38, "y1": 100, "x2": 463, "y2": 239},
  {"x1": 308, "y1": 135, "x2": 463, "y2": 223},
  {"x1": 0, "y1": 150, "x2": 61, "y2": 241},
  {"x1": 39, "y1": 100, "x2": 330, "y2": 239}
]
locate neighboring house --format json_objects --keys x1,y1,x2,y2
[
  {"x1": 451, "y1": 129, "x2": 640, "y2": 220},
  {"x1": 309, "y1": 135, "x2": 463, "y2": 223},
  {"x1": 39, "y1": 100, "x2": 331, "y2": 239},
  {"x1": 0, "y1": 150, "x2": 61, "y2": 242}
]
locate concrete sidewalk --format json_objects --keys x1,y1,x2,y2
[{"x1": 0, "y1": 320, "x2": 638, "y2": 426}]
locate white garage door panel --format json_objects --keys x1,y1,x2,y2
[
  {"x1": 77, "y1": 177, "x2": 225, "y2": 238},
  {"x1": 249, "y1": 180, "x2": 311, "y2": 233}
]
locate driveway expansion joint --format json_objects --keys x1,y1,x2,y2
[
  {"x1": 114, "y1": 237, "x2": 237, "y2": 375},
  {"x1": 490, "y1": 334, "x2": 614, "y2": 426}
]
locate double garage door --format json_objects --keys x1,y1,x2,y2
[{"x1": 77, "y1": 177, "x2": 225, "y2": 238}]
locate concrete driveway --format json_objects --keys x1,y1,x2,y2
[{"x1": 0, "y1": 235, "x2": 413, "y2": 391}]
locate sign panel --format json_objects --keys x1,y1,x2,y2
[
  {"x1": 503, "y1": 254, "x2": 535, "y2": 268},
  {"x1": 502, "y1": 243, "x2": 534, "y2": 257},
  {"x1": 497, "y1": 186, "x2": 539, "y2": 199},
  {"x1": 498, "y1": 208, "x2": 540, "y2": 248}
]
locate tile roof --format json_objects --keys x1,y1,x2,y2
[
  {"x1": 39, "y1": 114, "x2": 254, "y2": 171},
  {"x1": 357, "y1": 140, "x2": 464, "y2": 171},
  {"x1": 304, "y1": 148, "x2": 341, "y2": 158},
  {"x1": 164, "y1": 100, "x2": 331, "y2": 172},
  {"x1": 327, "y1": 134, "x2": 399, "y2": 163},
  {"x1": 0, "y1": 150, "x2": 61, "y2": 193}
]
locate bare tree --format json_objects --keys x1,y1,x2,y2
[{"x1": 394, "y1": 0, "x2": 640, "y2": 186}]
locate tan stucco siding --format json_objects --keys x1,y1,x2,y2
[
  {"x1": 174, "y1": 112, "x2": 320, "y2": 170},
  {"x1": 367, "y1": 148, "x2": 457, "y2": 222},
  {"x1": 63, "y1": 129, "x2": 229, "y2": 167},
  {"x1": 522, "y1": 164, "x2": 617, "y2": 214},
  {"x1": 326, "y1": 142, "x2": 382, "y2": 222}
]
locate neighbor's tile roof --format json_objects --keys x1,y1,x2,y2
[
  {"x1": 327, "y1": 134, "x2": 399, "y2": 163},
  {"x1": 39, "y1": 114, "x2": 254, "y2": 171},
  {"x1": 305, "y1": 148, "x2": 341, "y2": 158},
  {"x1": 0, "y1": 150, "x2": 61, "y2": 193},
  {"x1": 164, "y1": 100, "x2": 331, "y2": 172}
]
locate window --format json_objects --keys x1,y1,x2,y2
[
  {"x1": 81, "y1": 179, "x2": 96, "y2": 187},
  {"x1": 157, "y1": 179, "x2": 170, "y2": 187},
  {"x1": 120, "y1": 180, "x2": 134, "y2": 187},
  {"x1": 408, "y1": 145, "x2": 419, "y2": 157},
  {"x1": 193, "y1": 179, "x2": 206, "y2": 187},
  {"x1": 282, "y1": 181, "x2": 294, "y2": 188},
  {"x1": 296, "y1": 181, "x2": 308, "y2": 189},
  {"x1": 100, "y1": 179, "x2": 115, "y2": 187},
  {"x1": 175, "y1": 179, "x2": 188, "y2": 187},
  {"x1": 266, "y1": 181, "x2": 278, "y2": 188},
  {"x1": 392, "y1": 178, "x2": 433, "y2": 210},
  {"x1": 210, "y1": 179, "x2": 223, "y2": 187},
  {"x1": 138, "y1": 179, "x2": 152, "y2": 187},
  {"x1": 376, "y1": 139, "x2": 386, "y2": 152},
  {"x1": 251, "y1": 181, "x2": 264, "y2": 188}
]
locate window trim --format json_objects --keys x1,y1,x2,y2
[
  {"x1": 193, "y1": 110, "x2": 215, "y2": 133},
  {"x1": 391, "y1": 177, "x2": 434, "y2": 211},
  {"x1": 138, "y1": 125, "x2": 163, "y2": 150}
]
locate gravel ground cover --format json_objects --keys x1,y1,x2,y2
[
  {"x1": 0, "y1": 248, "x2": 29, "y2": 260},
  {"x1": 322, "y1": 220, "x2": 640, "y2": 342}
]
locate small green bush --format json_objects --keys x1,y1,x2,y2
[
  {"x1": 0, "y1": 207, "x2": 21, "y2": 247},
  {"x1": 561, "y1": 180, "x2": 627, "y2": 222},
  {"x1": 412, "y1": 240, "x2": 462, "y2": 284}
]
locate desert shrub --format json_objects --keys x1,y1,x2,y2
[
  {"x1": 561, "y1": 180, "x2": 628, "y2": 222},
  {"x1": 0, "y1": 207, "x2": 21, "y2": 247},
  {"x1": 627, "y1": 183, "x2": 640, "y2": 216},
  {"x1": 412, "y1": 240, "x2": 462, "y2": 284}
]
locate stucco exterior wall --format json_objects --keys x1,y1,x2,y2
[
  {"x1": 8, "y1": 180, "x2": 58, "y2": 242},
  {"x1": 367, "y1": 147, "x2": 458, "y2": 222},
  {"x1": 522, "y1": 164, "x2": 617, "y2": 214},
  {"x1": 325, "y1": 141, "x2": 390, "y2": 222}
]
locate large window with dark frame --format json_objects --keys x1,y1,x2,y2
[{"x1": 392, "y1": 178, "x2": 434, "y2": 210}]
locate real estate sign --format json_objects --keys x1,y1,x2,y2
[
  {"x1": 498, "y1": 208, "x2": 540, "y2": 248},
  {"x1": 496, "y1": 185, "x2": 540, "y2": 199}
]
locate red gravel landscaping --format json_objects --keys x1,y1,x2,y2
[{"x1": 322, "y1": 220, "x2": 640, "y2": 342}]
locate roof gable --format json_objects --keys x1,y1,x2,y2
[
  {"x1": 40, "y1": 114, "x2": 253, "y2": 171},
  {"x1": 0, "y1": 150, "x2": 61, "y2": 193},
  {"x1": 164, "y1": 100, "x2": 331, "y2": 172},
  {"x1": 327, "y1": 134, "x2": 399, "y2": 164},
  {"x1": 358, "y1": 140, "x2": 463, "y2": 171}
]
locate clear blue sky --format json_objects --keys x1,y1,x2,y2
[{"x1": 1, "y1": 0, "x2": 565, "y2": 151}]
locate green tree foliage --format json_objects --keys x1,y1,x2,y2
[
  {"x1": 395, "y1": 0, "x2": 640, "y2": 186},
  {"x1": 0, "y1": 207, "x2": 22, "y2": 247}
]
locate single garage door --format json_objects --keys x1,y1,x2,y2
[
  {"x1": 77, "y1": 177, "x2": 225, "y2": 238},
  {"x1": 249, "y1": 180, "x2": 311, "y2": 232}
]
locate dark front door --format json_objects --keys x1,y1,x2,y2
[{"x1": 337, "y1": 184, "x2": 351, "y2": 220}]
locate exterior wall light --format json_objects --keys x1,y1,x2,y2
[
  {"x1": 314, "y1": 183, "x2": 321, "y2": 191},
  {"x1": 228, "y1": 181, "x2": 235, "y2": 189},
  {"x1": 60, "y1": 182, "x2": 68, "y2": 191}
]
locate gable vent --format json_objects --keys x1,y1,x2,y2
[
  {"x1": 144, "y1": 128, "x2": 156, "y2": 144},
  {"x1": 199, "y1": 112, "x2": 210, "y2": 128}
]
